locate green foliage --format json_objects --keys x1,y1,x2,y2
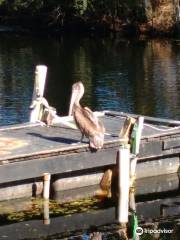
[
  {"x1": 0, "y1": 0, "x2": 6, "y2": 5},
  {"x1": 74, "y1": 0, "x2": 87, "y2": 14},
  {"x1": 0, "y1": 0, "x2": 45, "y2": 13},
  {"x1": 0, "y1": 0, "x2": 153, "y2": 26},
  {"x1": 13, "y1": 0, "x2": 44, "y2": 11},
  {"x1": 0, "y1": 0, "x2": 146, "y2": 17}
]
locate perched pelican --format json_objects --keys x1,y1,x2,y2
[{"x1": 68, "y1": 81, "x2": 105, "y2": 149}]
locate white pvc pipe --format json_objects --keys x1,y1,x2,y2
[
  {"x1": 43, "y1": 173, "x2": 51, "y2": 200},
  {"x1": 117, "y1": 147, "x2": 130, "y2": 223}
]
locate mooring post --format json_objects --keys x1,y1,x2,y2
[
  {"x1": 43, "y1": 173, "x2": 51, "y2": 200},
  {"x1": 117, "y1": 146, "x2": 130, "y2": 223},
  {"x1": 29, "y1": 65, "x2": 48, "y2": 123},
  {"x1": 43, "y1": 199, "x2": 50, "y2": 225}
]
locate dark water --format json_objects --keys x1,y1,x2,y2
[{"x1": 0, "y1": 34, "x2": 179, "y2": 126}]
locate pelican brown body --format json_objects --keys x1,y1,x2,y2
[{"x1": 68, "y1": 81, "x2": 105, "y2": 149}]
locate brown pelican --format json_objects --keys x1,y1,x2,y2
[{"x1": 68, "y1": 81, "x2": 105, "y2": 149}]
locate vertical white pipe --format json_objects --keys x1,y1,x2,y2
[
  {"x1": 117, "y1": 147, "x2": 130, "y2": 223},
  {"x1": 43, "y1": 173, "x2": 51, "y2": 200}
]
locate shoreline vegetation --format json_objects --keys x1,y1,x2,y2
[{"x1": 0, "y1": 1, "x2": 179, "y2": 37}]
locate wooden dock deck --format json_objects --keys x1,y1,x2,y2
[{"x1": 0, "y1": 111, "x2": 180, "y2": 200}]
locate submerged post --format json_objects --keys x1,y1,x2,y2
[
  {"x1": 29, "y1": 65, "x2": 48, "y2": 123},
  {"x1": 43, "y1": 173, "x2": 51, "y2": 200},
  {"x1": 117, "y1": 146, "x2": 130, "y2": 223}
]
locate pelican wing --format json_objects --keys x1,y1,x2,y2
[
  {"x1": 73, "y1": 107, "x2": 96, "y2": 135},
  {"x1": 74, "y1": 106, "x2": 105, "y2": 149},
  {"x1": 83, "y1": 107, "x2": 99, "y2": 127}
]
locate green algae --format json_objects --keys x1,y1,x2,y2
[{"x1": 0, "y1": 196, "x2": 101, "y2": 224}]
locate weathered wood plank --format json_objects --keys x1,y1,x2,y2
[
  {"x1": 52, "y1": 172, "x2": 104, "y2": 192},
  {"x1": 136, "y1": 157, "x2": 179, "y2": 178},
  {"x1": 0, "y1": 180, "x2": 43, "y2": 201},
  {"x1": 139, "y1": 140, "x2": 163, "y2": 158},
  {"x1": 163, "y1": 138, "x2": 180, "y2": 150},
  {"x1": 136, "y1": 173, "x2": 179, "y2": 195},
  {"x1": 0, "y1": 147, "x2": 118, "y2": 184}
]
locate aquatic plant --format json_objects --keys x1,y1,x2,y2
[{"x1": 0, "y1": 196, "x2": 102, "y2": 224}]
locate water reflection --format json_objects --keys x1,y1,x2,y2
[{"x1": 0, "y1": 35, "x2": 179, "y2": 126}]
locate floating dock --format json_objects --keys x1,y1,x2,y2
[{"x1": 0, "y1": 111, "x2": 180, "y2": 201}]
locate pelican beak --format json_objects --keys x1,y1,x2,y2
[{"x1": 68, "y1": 89, "x2": 78, "y2": 116}]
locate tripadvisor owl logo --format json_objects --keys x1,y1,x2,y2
[{"x1": 135, "y1": 226, "x2": 144, "y2": 235}]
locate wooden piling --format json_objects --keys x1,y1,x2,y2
[
  {"x1": 43, "y1": 173, "x2": 51, "y2": 200},
  {"x1": 117, "y1": 146, "x2": 130, "y2": 223},
  {"x1": 29, "y1": 65, "x2": 47, "y2": 123}
]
